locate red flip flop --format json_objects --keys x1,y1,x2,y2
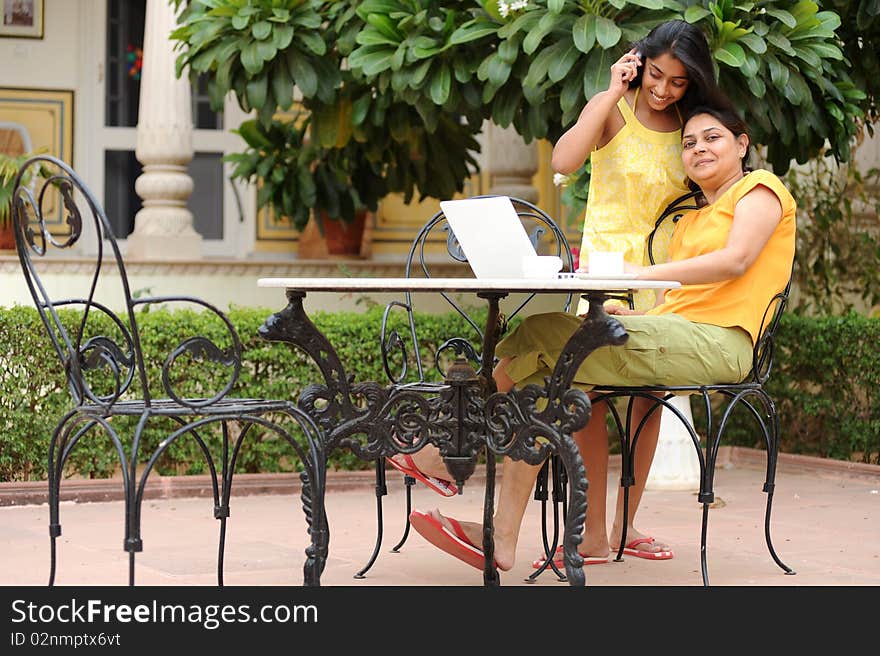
[
  {"x1": 386, "y1": 455, "x2": 458, "y2": 497},
  {"x1": 409, "y1": 510, "x2": 495, "y2": 571},
  {"x1": 620, "y1": 537, "x2": 674, "y2": 560},
  {"x1": 531, "y1": 544, "x2": 609, "y2": 569}
]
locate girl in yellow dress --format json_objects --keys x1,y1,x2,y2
[{"x1": 553, "y1": 20, "x2": 728, "y2": 313}]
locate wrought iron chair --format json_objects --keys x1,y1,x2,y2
[
  {"x1": 11, "y1": 155, "x2": 326, "y2": 586},
  {"x1": 353, "y1": 195, "x2": 575, "y2": 578},
  {"x1": 534, "y1": 190, "x2": 795, "y2": 585}
]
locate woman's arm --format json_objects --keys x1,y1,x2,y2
[
  {"x1": 634, "y1": 184, "x2": 784, "y2": 284},
  {"x1": 551, "y1": 50, "x2": 641, "y2": 174}
]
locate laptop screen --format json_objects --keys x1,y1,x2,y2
[{"x1": 440, "y1": 196, "x2": 538, "y2": 278}]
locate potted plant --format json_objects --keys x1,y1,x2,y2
[
  {"x1": 225, "y1": 107, "x2": 386, "y2": 256},
  {"x1": 0, "y1": 151, "x2": 43, "y2": 250}
]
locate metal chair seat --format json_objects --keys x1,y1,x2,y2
[{"x1": 75, "y1": 397, "x2": 300, "y2": 416}]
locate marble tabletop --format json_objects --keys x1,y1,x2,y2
[{"x1": 257, "y1": 275, "x2": 680, "y2": 294}]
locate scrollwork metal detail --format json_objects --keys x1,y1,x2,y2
[
  {"x1": 162, "y1": 336, "x2": 240, "y2": 408},
  {"x1": 78, "y1": 336, "x2": 135, "y2": 406}
]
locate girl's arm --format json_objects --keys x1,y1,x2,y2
[
  {"x1": 634, "y1": 184, "x2": 784, "y2": 284},
  {"x1": 551, "y1": 91, "x2": 620, "y2": 173},
  {"x1": 551, "y1": 50, "x2": 641, "y2": 174}
]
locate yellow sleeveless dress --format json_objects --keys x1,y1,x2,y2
[{"x1": 577, "y1": 89, "x2": 689, "y2": 312}]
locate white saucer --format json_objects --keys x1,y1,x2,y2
[{"x1": 558, "y1": 272, "x2": 638, "y2": 280}]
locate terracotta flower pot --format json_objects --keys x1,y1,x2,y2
[
  {"x1": 0, "y1": 223, "x2": 15, "y2": 250},
  {"x1": 321, "y1": 209, "x2": 369, "y2": 257}
]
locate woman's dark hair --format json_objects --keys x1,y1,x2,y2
[
  {"x1": 682, "y1": 103, "x2": 752, "y2": 194},
  {"x1": 630, "y1": 20, "x2": 727, "y2": 114}
]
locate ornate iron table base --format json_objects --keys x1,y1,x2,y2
[{"x1": 259, "y1": 289, "x2": 629, "y2": 586}]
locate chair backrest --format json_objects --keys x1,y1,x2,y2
[
  {"x1": 380, "y1": 195, "x2": 574, "y2": 385},
  {"x1": 12, "y1": 155, "x2": 242, "y2": 409},
  {"x1": 646, "y1": 189, "x2": 792, "y2": 385},
  {"x1": 647, "y1": 190, "x2": 702, "y2": 265},
  {"x1": 749, "y1": 274, "x2": 792, "y2": 384}
]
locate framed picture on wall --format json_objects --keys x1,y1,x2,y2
[
  {"x1": 0, "y1": 87, "x2": 73, "y2": 232},
  {"x1": 1, "y1": 0, "x2": 43, "y2": 39}
]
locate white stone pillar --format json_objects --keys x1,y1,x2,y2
[
  {"x1": 127, "y1": 0, "x2": 201, "y2": 260},
  {"x1": 646, "y1": 394, "x2": 701, "y2": 491},
  {"x1": 484, "y1": 122, "x2": 539, "y2": 204}
]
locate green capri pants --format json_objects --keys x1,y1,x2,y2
[{"x1": 496, "y1": 312, "x2": 753, "y2": 389}]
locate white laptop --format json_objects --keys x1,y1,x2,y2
[
  {"x1": 440, "y1": 196, "x2": 637, "y2": 280},
  {"x1": 440, "y1": 196, "x2": 545, "y2": 278}
]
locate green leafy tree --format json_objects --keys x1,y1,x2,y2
[
  {"x1": 785, "y1": 157, "x2": 880, "y2": 315},
  {"x1": 682, "y1": 0, "x2": 865, "y2": 171},
  {"x1": 171, "y1": 1, "x2": 481, "y2": 229},
  {"x1": 171, "y1": 1, "x2": 876, "y2": 228},
  {"x1": 826, "y1": 0, "x2": 880, "y2": 130}
]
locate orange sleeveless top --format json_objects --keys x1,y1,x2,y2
[{"x1": 648, "y1": 169, "x2": 796, "y2": 345}]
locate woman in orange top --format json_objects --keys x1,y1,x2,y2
[{"x1": 408, "y1": 104, "x2": 797, "y2": 572}]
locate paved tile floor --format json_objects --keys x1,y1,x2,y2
[{"x1": 1, "y1": 456, "x2": 878, "y2": 587}]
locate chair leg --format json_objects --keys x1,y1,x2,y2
[
  {"x1": 125, "y1": 485, "x2": 142, "y2": 587},
  {"x1": 762, "y1": 417, "x2": 796, "y2": 576},
  {"x1": 699, "y1": 502, "x2": 710, "y2": 587},
  {"x1": 551, "y1": 456, "x2": 569, "y2": 578},
  {"x1": 612, "y1": 442, "x2": 635, "y2": 562},
  {"x1": 698, "y1": 436, "x2": 714, "y2": 586},
  {"x1": 216, "y1": 515, "x2": 228, "y2": 586},
  {"x1": 609, "y1": 398, "x2": 633, "y2": 562},
  {"x1": 48, "y1": 536, "x2": 57, "y2": 586},
  {"x1": 390, "y1": 475, "x2": 416, "y2": 552},
  {"x1": 354, "y1": 459, "x2": 390, "y2": 578},
  {"x1": 526, "y1": 459, "x2": 566, "y2": 582},
  {"x1": 763, "y1": 485, "x2": 795, "y2": 576},
  {"x1": 48, "y1": 470, "x2": 60, "y2": 586}
]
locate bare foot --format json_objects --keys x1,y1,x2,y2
[
  {"x1": 430, "y1": 509, "x2": 516, "y2": 571},
  {"x1": 610, "y1": 527, "x2": 673, "y2": 558},
  {"x1": 391, "y1": 450, "x2": 450, "y2": 482},
  {"x1": 533, "y1": 534, "x2": 610, "y2": 564}
]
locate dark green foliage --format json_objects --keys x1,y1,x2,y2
[
  {"x1": 172, "y1": 1, "x2": 482, "y2": 229},
  {"x1": 691, "y1": 312, "x2": 880, "y2": 465},
  {"x1": 0, "y1": 305, "x2": 487, "y2": 481},
  {"x1": 1, "y1": 306, "x2": 877, "y2": 481},
  {"x1": 785, "y1": 158, "x2": 880, "y2": 315},
  {"x1": 826, "y1": 0, "x2": 880, "y2": 130},
  {"x1": 171, "y1": 1, "x2": 878, "y2": 231}
]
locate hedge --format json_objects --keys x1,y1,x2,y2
[
  {"x1": 0, "y1": 306, "x2": 877, "y2": 482},
  {"x1": 0, "y1": 304, "x2": 487, "y2": 481}
]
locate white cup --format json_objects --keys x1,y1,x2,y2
[
  {"x1": 587, "y1": 251, "x2": 625, "y2": 276},
  {"x1": 521, "y1": 255, "x2": 563, "y2": 279}
]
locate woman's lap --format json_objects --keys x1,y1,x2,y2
[{"x1": 496, "y1": 312, "x2": 752, "y2": 388}]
